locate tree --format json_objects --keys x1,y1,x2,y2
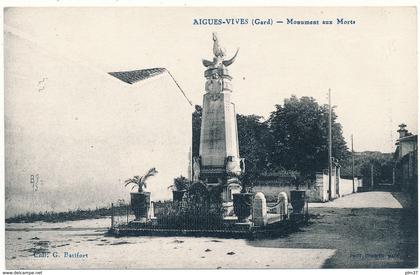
[
  {"x1": 236, "y1": 114, "x2": 272, "y2": 181},
  {"x1": 268, "y1": 95, "x2": 349, "y2": 178},
  {"x1": 192, "y1": 105, "x2": 202, "y2": 158},
  {"x1": 340, "y1": 151, "x2": 394, "y2": 185},
  {"x1": 192, "y1": 95, "x2": 349, "y2": 180}
]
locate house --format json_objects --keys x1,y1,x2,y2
[{"x1": 394, "y1": 124, "x2": 418, "y2": 193}]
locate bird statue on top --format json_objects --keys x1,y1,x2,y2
[{"x1": 202, "y1": 32, "x2": 239, "y2": 69}]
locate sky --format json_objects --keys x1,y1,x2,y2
[
  {"x1": 4, "y1": 9, "x2": 196, "y2": 215},
  {"x1": 4, "y1": 7, "x2": 417, "y2": 153}
]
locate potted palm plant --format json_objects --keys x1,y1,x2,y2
[
  {"x1": 124, "y1": 167, "x2": 158, "y2": 221},
  {"x1": 168, "y1": 175, "x2": 190, "y2": 202}
]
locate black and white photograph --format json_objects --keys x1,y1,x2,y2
[{"x1": 1, "y1": 4, "x2": 418, "y2": 271}]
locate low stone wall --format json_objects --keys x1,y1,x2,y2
[
  {"x1": 339, "y1": 178, "x2": 355, "y2": 197},
  {"x1": 310, "y1": 173, "x2": 363, "y2": 202},
  {"x1": 253, "y1": 185, "x2": 321, "y2": 203},
  {"x1": 253, "y1": 173, "x2": 363, "y2": 203}
]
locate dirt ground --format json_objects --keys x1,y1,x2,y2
[{"x1": 5, "y1": 191, "x2": 417, "y2": 269}]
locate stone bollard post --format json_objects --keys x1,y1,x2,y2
[{"x1": 252, "y1": 192, "x2": 267, "y2": 226}]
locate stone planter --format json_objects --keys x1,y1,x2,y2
[
  {"x1": 233, "y1": 193, "x2": 253, "y2": 222},
  {"x1": 172, "y1": 190, "x2": 186, "y2": 202},
  {"x1": 290, "y1": 190, "x2": 306, "y2": 213},
  {"x1": 130, "y1": 192, "x2": 151, "y2": 221}
]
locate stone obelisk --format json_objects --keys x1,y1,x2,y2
[{"x1": 196, "y1": 33, "x2": 244, "y2": 202}]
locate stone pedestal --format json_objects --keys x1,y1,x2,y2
[
  {"x1": 196, "y1": 33, "x2": 244, "y2": 204},
  {"x1": 277, "y1": 192, "x2": 288, "y2": 220},
  {"x1": 200, "y1": 92, "x2": 239, "y2": 171},
  {"x1": 130, "y1": 192, "x2": 151, "y2": 222},
  {"x1": 199, "y1": 90, "x2": 242, "y2": 196},
  {"x1": 233, "y1": 193, "x2": 253, "y2": 222},
  {"x1": 290, "y1": 190, "x2": 306, "y2": 214}
]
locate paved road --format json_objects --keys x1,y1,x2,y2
[
  {"x1": 309, "y1": 191, "x2": 410, "y2": 209},
  {"x1": 250, "y1": 191, "x2": 418, "y2": 268}
]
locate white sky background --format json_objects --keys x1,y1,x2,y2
[{"x1": 4, "y1": 7, "x2": 417, "y2": 153}]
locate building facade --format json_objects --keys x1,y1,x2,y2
[{"x1": 394, "y1": 124, "x2": 418, "y2": 194}]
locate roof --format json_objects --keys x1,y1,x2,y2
[
  {"x1": 398, "y1": 134, "x2": 417, "y2": 143},
  {"x1": 108, "y1": 68, "x2": 166, "y2": 84}
]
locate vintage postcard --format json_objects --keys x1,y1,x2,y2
[{"x1": 2, "y1": 5, "x2": 418, "y2": 271}]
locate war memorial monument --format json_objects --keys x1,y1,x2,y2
[{"x1": 109, "y1": 33, "x2": 307, "y2": 237}]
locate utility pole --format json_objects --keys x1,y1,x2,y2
[
  {"x1": 328, "y1": 88, "x2": 332, "y2": 201},
  {"x1": 352, "y1": 134, "x2": 355, "y2": 193},
  {"x1": 370, "y1": 164, "x2": 374, "y2": 190},
  {"x1": 392, "y1": 166, "x2": 395, "y2": 186}
]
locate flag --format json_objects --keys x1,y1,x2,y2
[
  {"x1": 109, "y1": 68, "x2": 167, "y2": 85},
  {"x1": 109, "y1": 68, "x2": 192, "y2": 106}
]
